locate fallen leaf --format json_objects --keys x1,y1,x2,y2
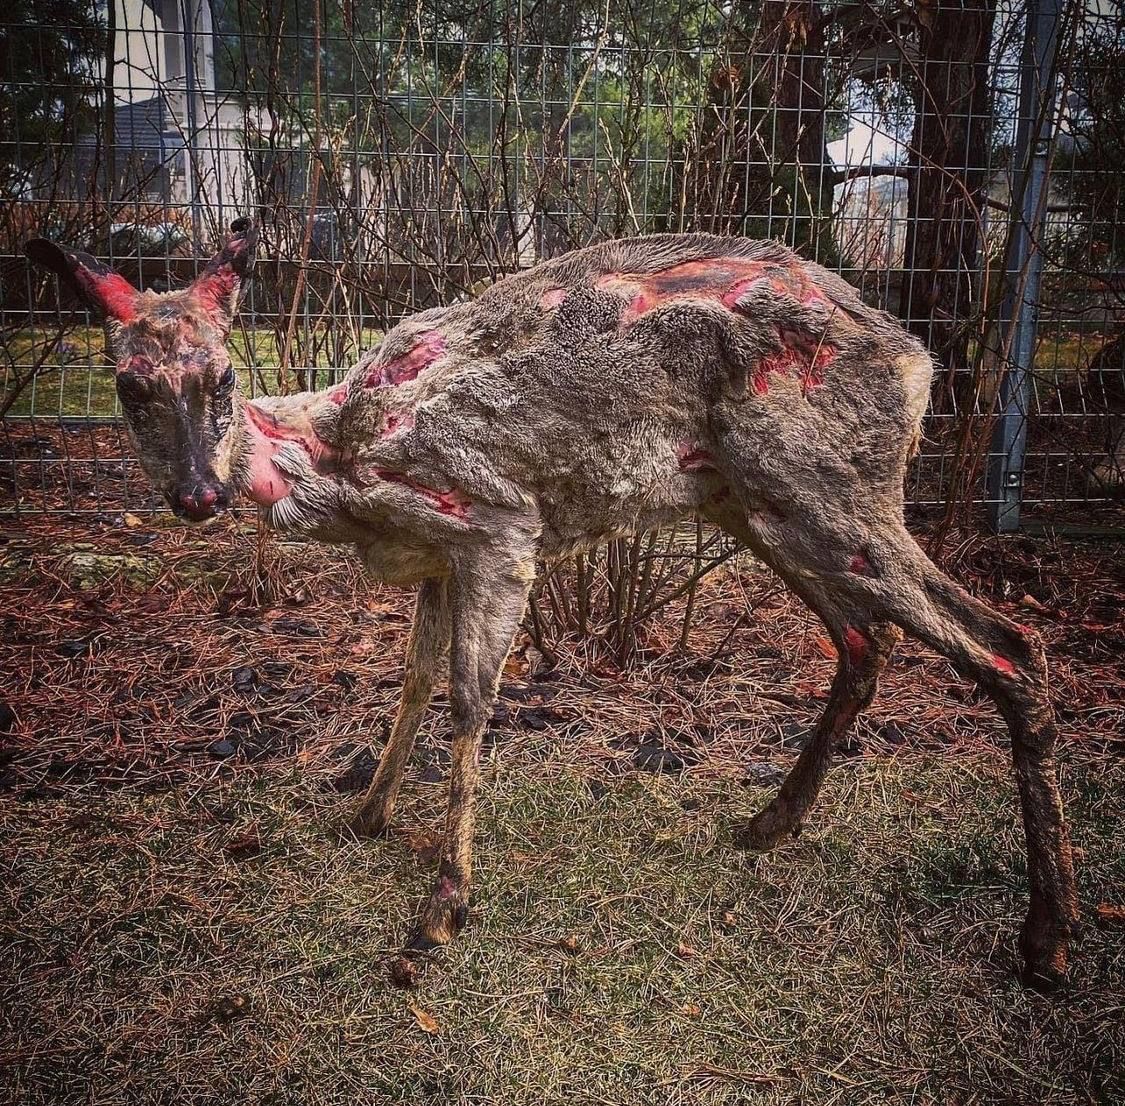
[
  {"x1": 409, "y1": 1004, "x2": 440, "y2": 1034},
  {"x1": 792, "y1": 681, "x2": 828, "y2": 700},
  {"x1": 123, "y1": 512, "x2": 143, "y2": 529},
  {"x1": 503, "y1": 654, "x2": 529, "y2": 678},
  {"x1": 400, "y1": 829, "x2": 441, "y2": 863},
  {"x1": 558, "y1": 933, "x2": 581, "y2": 955},
  {"x1": 225, "y1": 828, "x2": 262, "y2": 860},
  {"x1": 681, "y1": 1002, "x2": 702, "y2": 1017},
  {"x1": 210, "y1": 993, "x2": 250, "y2": 1022},
  {"x1": 675, "y1": 941, "x2": 698, "y2": 959}
]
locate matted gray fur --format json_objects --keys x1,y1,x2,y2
[{"x1": 24, "y1": 222, "x2": 1079, "y2": 990}]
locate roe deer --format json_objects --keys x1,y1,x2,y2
[{"x1": 25, "y1": 220, "x2": 1079, "y2": 987}]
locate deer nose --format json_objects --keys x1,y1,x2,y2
[{"x1": 175, "y1": 484, "x2": 225, "y2": 520}]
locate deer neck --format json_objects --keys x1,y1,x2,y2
[{"x1": 233, "y1": 392, "x2": 343, "y2": 509}]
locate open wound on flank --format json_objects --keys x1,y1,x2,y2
[
  {"x1": 676, "y1": 440, "x2": 716, "y2": 472},
  {"x1": 366, "y1": 332, "x2": 446, "y2": 388},
  {"x1": 751, "y1": 328, "x2": 837, "y2": 397},
  {"x1": 374, "y1": 469, "x2": 472, "y2": 519},
  {"x1": 382, "y1": 412, "x2": 415, "y2": 438}
]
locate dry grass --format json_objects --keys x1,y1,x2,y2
[{"x1": 1, "y1": 516, "x2": 1124, "y2": 1105}]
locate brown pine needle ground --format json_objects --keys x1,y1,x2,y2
[{"x1": 1, "y1": 515, "x2": 1123, "y2": 1105}]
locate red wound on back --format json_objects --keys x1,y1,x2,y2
[
  {"x1": 753, "y1": 328, "x2": 836, "y2": 397},
  {"x1": 598, "y1": 258, "x2": 837, "y2": 372},
  {"x1": 540, "y1": 288, "x2": 567, "y2": 310},
  {"x1": 366, "y1": 331, "x2": 446, "y2": 388},
  {"x1": 381, "y1": 412, "x2": 415, "y2": 437}
]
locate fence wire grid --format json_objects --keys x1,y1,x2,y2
[{"x1": 1, "y1": 0, "x2": 1123, "y2": 530}]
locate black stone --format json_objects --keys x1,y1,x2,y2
[{"x1": 232, "y1": 666, "x2": 258, "y2": 694}]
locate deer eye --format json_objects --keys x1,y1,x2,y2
[
  {"x1": 116, "y1": 370, "x2": 151, "y2": 407},
  {"x1": 215, "y1": 365, "x2": 236, "y2": 394}
]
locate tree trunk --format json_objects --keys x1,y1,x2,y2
[
  {"x1": 689, "y1": 1, "x2": 831, "y2": 252},
  {"x1": 899, "y1": 0, "x2": 997, "y2": 378},
  {"x1": 103, "y1": 0, "x2": 116, "y2": 206}
]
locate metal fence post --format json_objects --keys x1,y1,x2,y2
[{"x1": 985, "y1": 0, "x2": 1064, "y2": 533}]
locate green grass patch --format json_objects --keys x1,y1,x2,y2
[{"x1": 2, "y1": 756, "x2": 1123, "y2": 1105}]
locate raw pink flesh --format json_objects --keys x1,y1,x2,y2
[
  {"x1": 243, "y1": 408, "x2": 294, "y2": 507},
  {"x1": 366, "y1": 331, "x2": 446, "y2": 388},
  {"x1": 375, "y1": 469, "x2": 471, "y2": 519},
  {"x1": 598, "y1": 258, "x2": 830, "y2": 327},
  {"x1": 596, "y1": 259, "x2": 837, "y2": 394},
  {"x1": 78, "y1": 269, "x2": 138, "y2": 323},
  {"x1": 242, "y1": 402, "x2": 339, "y2": 508},
  {"x1": 844, "y1": 626, "x2": 870, "y2": 667},
  {"x1": 676, "y1": 440, "x2": 716, "y2": 473}
]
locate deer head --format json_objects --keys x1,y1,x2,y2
[{"x1": 25, "y1": 219, "x2": 257, "y2": 521}]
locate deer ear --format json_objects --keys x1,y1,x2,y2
[
  {"x1": 24, "y1": 238, "x2": 139, "y2": 323},
  {"x1": 191, "y1": 217, "x2": 256, "y2": 326}
]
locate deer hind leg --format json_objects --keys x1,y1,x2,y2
[
  {"x1": 734, "y1": 615, "x2": 899, "y2": 851},
  {"x1": 705, "y1": 503, "x2": 899, "y2": 848},
  {"x1": 403, "y1": 544, "x2": 536, "y2": 956},
  {"x1": 350, "y1": 578, "x2": 450, "y2": 837},
  {"x1": 708, "y1": 485, "x2": 1076, "y2": 985},
  {"x1": 858, "y1": 525, "x2": 1079, "y2": 987}
]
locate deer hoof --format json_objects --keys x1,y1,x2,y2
[
  {"x1": 345, "y1": 804, "x2": 393, "y2": 839},
  {"x1": 404, "y1": 880, "x2": 470, "y2": 954},
  {"x1": 1019, "y1": 919, "x2": 1070, "y2": 992},
  {"x1": 1020, "y1": 960, "x2": 1066, "y2": 993},
  {"x1": 731, "y1": 806, "x2": 793, "y2": 853}
]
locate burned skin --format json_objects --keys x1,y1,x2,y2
[{"x1": 26, "y1": 227, "x2": 1079, "y2": 990}]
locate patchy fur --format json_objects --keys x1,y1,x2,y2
[{"x1": 25, "y1": 224, "x2": 1078, "y2": 988}]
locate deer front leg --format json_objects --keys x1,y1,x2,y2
[
  {"x1": 350, "y1": 578, "x2": 450, "y2": 837},
  {"x1": 403, "y1": 545, "x2": 536, "y2": 955}
]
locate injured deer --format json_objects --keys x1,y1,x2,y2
[{"x1": 25, "y1": 220, "x2": 1079, "y2": 988}]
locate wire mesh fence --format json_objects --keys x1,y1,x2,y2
[{"x1": 1, "y1": 0, "x2": 1122, "y2": 529}]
